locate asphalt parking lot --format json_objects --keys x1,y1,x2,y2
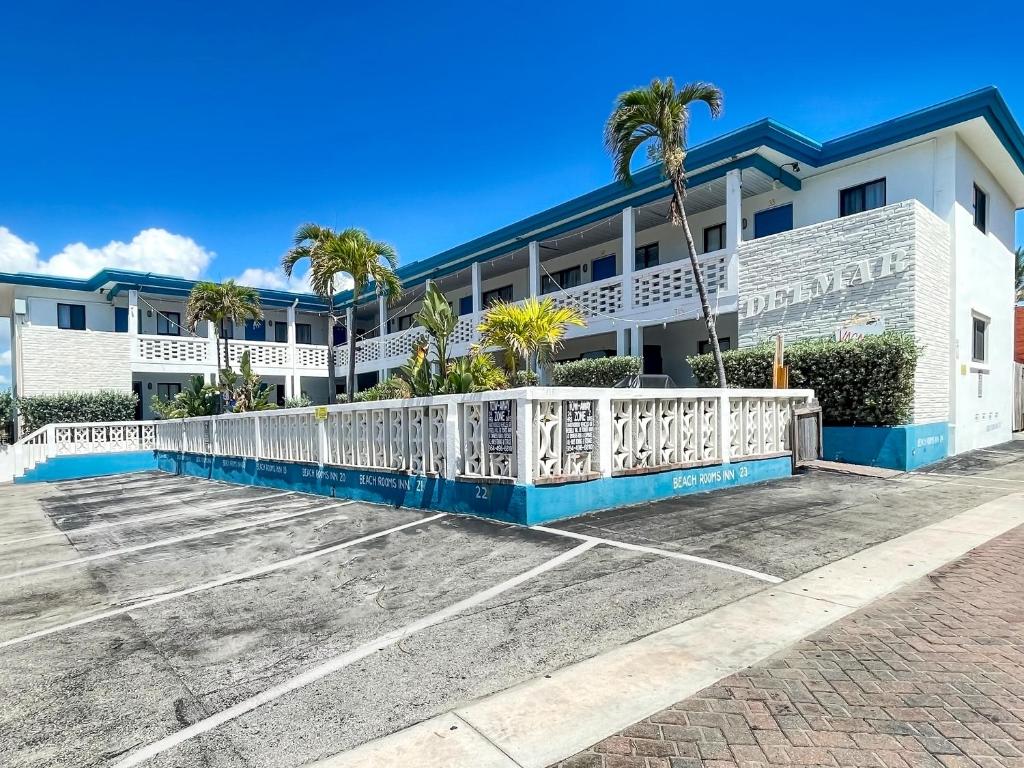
[{"x1": 1, "y1": 440, "x2": 1023, "y2": 768}]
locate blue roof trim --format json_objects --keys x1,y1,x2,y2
[{"x1": 2, "y1": 89, "x2": 1020, "y2": 311}]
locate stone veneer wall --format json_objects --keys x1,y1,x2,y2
[
  {"x1": 737, "y1": 200, "x2": 951, "y2": 424},
  {"x1": 19, "y1": 326, "x2": 132, "y2": 395}
]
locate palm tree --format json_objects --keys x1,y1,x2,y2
[
  {"x1": 283, "y1": 225, "x2": 402, "y2": 402},
  {"x1": 1016, "y1": 246, "x2": 1023, "y2": 303},
  {"x1": 605, "y1": 77, "x2": 728, "y2": 388},
  {"x1": 185, "y1": 280, "x2": 263, "y2": 376},
  {"x1": 478, "y1": 297, "x2": 585, "y2": 377}
]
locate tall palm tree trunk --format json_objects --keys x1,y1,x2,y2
[
  {"x1": 347, "y1": 300, "x2": 357, "y2": 403},
  {"x1": 671, "y1": 176, "x2": 727, "y2": 388},
  {"x1": 326, "y1": 297, "x2": 337, "y2": 403}
]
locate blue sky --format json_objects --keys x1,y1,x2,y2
[{"x1": 1, "y1": 0, "x2": 1022, "y2": 387}]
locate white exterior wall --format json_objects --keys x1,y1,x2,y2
[
  {"x1": 948, "y1": 138, "x2": 1017, "y2": 452},
  {"x1": 18, "y1": 325, "x2": 132, "y2": 395},
  {"x1": 737, "y1": 200, "x2": 951, "y2": 424}
]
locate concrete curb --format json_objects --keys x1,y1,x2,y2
[{"x1": 307, "y1": 493, "x2": 1024, "y2": 768}]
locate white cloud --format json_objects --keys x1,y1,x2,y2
[
  {"x1": 0, "y1": 349, "x2": 9, "y2": 366},
  {"x1": 234, "y1": 267, "x2": 353, "y2": 294},
  {"x1": 0, "y1": 226, "x2": 214, "y2": 279}
]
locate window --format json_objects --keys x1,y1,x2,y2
[
  {"x1": 275, "y1": 322, "x2": 288, "y2": 343},
  {"x1": 221, "y1": 319, "x2": 234, "y2": 339},
  {"x1": 973, "y1": 184, "x2": 988, "y2": 233},
  {"x1": 972, "y1": 315, "x2": 988, "y2": 363},
  {"x1": 635, "y1": 242, "x2": 659, "y2": 270},
  {"x1": 157, "y1": 383, "x2": 182, "y2": 402},
  {"x1": 57, "y1": 303, "x2": 86, "y2": 331},
  {"x1": 541, "y1": 266, "x2": 581, "y2": 294},
  {"x1": 156, "y1": 311, "x2": 180, "y2": 336},
  {"x1": 397, "y1": 314, "x2": 415, "y2": 331},
  {"x1": 295, "y1": 323, "x2": 312, "y2": 345},
  {"x1": 839, "y1": 178, "x2": 886, "y2": 217},
  {"x1": 699, "y1": 337, "x2": 732, "y2": 354},
  {"x1": 703, "y1": 223, "x2": 726, "y2": 253},
  {"x1": 482, "y1": 285, "x2": 513, "y2": 307}
]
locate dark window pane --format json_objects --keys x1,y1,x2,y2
[
  {"x1": 157, "y1": 312, "x2": 180, "y2": 336},
  {"x1": 296, "y1": 323, "x2": 312, "y2": 345},
  {"x1": 974, "y1": 185, "x2": 987, "y2": 232},
  {"x1": 57, "y1": 303, "x2": 86, "y2": 330},
  {"x1": 840, "y1": 179, "x2": 885, "y2": 217},
  {"x1": 275, "y1": 322, "x2": 288, "y2": 343},
  {"x1": 703, "y1": 224, "x2": 725, "y2": 253},
  {"x1": 483, "y1": 285, "x2": 513, "y2": 306},
  {"x1": 635, "y1": 243, "x2": 659, "y2": 270},
  {"x1": 972, "y1": 317, "x2": 986, "y2": 362}
]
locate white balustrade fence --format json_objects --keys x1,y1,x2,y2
[
  {"x1": 8, "y1": 421, "x2": 158, "y2": 479},
  {"x1": 148, "y1": 387, "x2": 813, "y2": 485}
]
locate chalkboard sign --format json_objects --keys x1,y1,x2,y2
[
  {"x1": 563, "y1": 400, "x2": 595, "y2": 454},
  {"x1": 487, "y1": 399, "x2": 514, "y2": 454}
]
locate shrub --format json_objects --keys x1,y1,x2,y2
[
  {"x1": 354, "y1": 376, "x2": 411, "y2": 402},
  {"x1": 687, "y1": 332, "x2": 919, "y2": 426},
  {"x1": 17, "y1": 390, "x2": 139, "y2": 434},
  {"x1": 0, "y1": 390, "x2": 12, "y2": 442},
  {"x1": 283, "y1": 395, "x2": 312, "y2": 409},
  {"x1": 551, "y1": 356, "x2": 642, "y2": 388}
]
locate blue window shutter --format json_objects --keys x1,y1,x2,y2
[{"x1": 244, "y1": 319, "x2": 265, "y2": 341}]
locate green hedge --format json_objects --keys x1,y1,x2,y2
[
  {"x1": 551, "y1": 356, "x2": 642, "y2": 388},
  {"x1": 17, "y1": 390, "x2": 139, "y2": 434},
  {"x1": 687, "y1": 333, "x2": 919, "y2": 426}
]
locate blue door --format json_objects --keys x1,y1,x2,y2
[
  {"x1": 244, "y1": 319, "x2": 266, "y2": 341},
  {"x1": 591, "y1": 254, "x2": 616, "y2": 281},
  {"x1": 114, "y1": 307, "x2": 129, "y2": 333},
  {"x1": 459, "y1": 295, "x2": 474, "y2": 316},
  {"x1": 333, "y1": 325, "x2": 347, "y2": 345},
  {"x1": 754, "y1": 204, "x2": 793, "y2": 239}
]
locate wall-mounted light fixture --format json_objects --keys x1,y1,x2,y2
[
  {"x1": 147, "y1": 382, "x2": 153, "y2": 390},
  {"x1": 147, "y1": 310, "x2": 153, "y2": 317}
]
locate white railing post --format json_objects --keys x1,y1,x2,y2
[
  {"x1": 621, "y1": 206, "x2": 635, "y2": 311},
  {"x1": 253, "y1": 415, "x2": 263, "y2": 459},
  {"x1": 597, "y1": 392, "x2": 614, "y2": 478},
  {"x1": 718, "y1": 391, "x2": 732, "y2": 465},
  {"x1": 528, "y1": 241, "x2": 540, "y2": 299},
  {"x1": 46, "y1": 424, "x2": 57, "y2": 458},
  {"x1": 316, "y1": 417, "x2": 328, "y2": 468},
  {"x1": 516, "y1": 394, "x2": 534, "y2": 484},
  {"x1": 444, "y1": 401, "x2": 460, "y2": 480}
]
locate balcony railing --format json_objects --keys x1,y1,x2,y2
[
  {"x1": 132, "y1": 334, "x2": 330, "y2": 373},
  {"x1": 334, "y1": 250, "x2": 734, "y2": 374}
]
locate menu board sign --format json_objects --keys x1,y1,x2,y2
[
  {"x1": 487, "y1": 399, "x2": 514, "y2": 454},
  {"x1": 563, "y1": 400, "x2": 595, "y2": 454}
]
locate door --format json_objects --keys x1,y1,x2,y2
[
  {"x1": 591, "y1": 254, "x2": 616, "y2": 282},
  {"x1": 115, "y1": 307, "x2": 129, "y2": 333},
  {"x1": 132, "y1": 382, "x2": 143, "y2": 421},
  {"x1": 643, "y1": 344, "x2": 663, "y2": 375},
  {"x1": 753, "y1": 203, "x2": 793, "y2": 239},
  {"x1": 459, "y1": 295, "x2": 474, "y2": 316}
]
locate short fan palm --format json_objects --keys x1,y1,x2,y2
[
  {"x1": 605, "y1": 77, "x2": 728, "y2": 387},
  {"x1": 478, "y1": 298, "x2": 585, "y2": 376}
]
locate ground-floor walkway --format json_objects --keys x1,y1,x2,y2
[{"x1": 555, "y1": 524, "x2": 1024, "y2": 768}]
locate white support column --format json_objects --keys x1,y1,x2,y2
[
  {"x1": 287, "y1": 304, "x2": 298, "y2": 399},
  {"x1": 378, "y1": 294, "x2": 388, "y2": 381},
  {"x1": 718, "y1": 392, "x2": 732, "y2": 465},
  {"x1": 616, "y1": 327, "x2": 629, "y2": 356},
  {"x1": 528, "y1": 241, "x2": 540, "y2": 299},
  {"x1": 725, "y1": 168, "x2": 743, "y2": 295},
  {"x1": 205, "y1": 320, "x2": 219, "y2": 384},
  {"x1": 597, "y1": 392, "x2": 613, "y2": 478},
  {"x1": 127, "y1": 290, "x2": 139, "y2": 338},
  {"x1": 635, "y1": 324, "x2": 645, "y2": 361},
  {"x1": 345, "y1": 306, "x2": 355, "y2": 394},
  {"x1": 621, "y1": 206, "x2": 635, "y2": 309},
  {"x1": 444, "y1": 403, "x2": 461, "y2": 480},
  {"x1": 471, "y1": 261, "x2": 483, "y2": 344}
]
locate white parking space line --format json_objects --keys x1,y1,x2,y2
[
  {"x1": 916, "y1": 472, "x2": 1024, "y2": 485},
  {"x1": 46, "y1": 484, "x2": 240, "y2": 509},
  {"x1": 0, "y1": 502, "x2": 352, "y2": 582},
  {"x1": 111, "y1": 539, "x2": 597, "y2": 768},
  {"x1": 897, "y1": 476, "x2": 1017, "y2": 492},
  {"x1": 531, "y1": 525, "x2": 783, "y2": 584},
  {"x1": 0, "y1": 512, "x2": 448, "y2": 650},
  {"x1": 0, "y1": 491, "x2": 297, "y2": 547}
]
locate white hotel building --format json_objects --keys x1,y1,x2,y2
[{"x1": 2, "y1": 87, "x2": 1022, "y2": 458}]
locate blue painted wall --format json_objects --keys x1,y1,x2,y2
[
  {"x1": 156, "y1": 451, "x2": 794, "y2": 525},
  {"x1": 15, "y1": 451, "x2": 160, "y2": 483},
  {"x1": 822, "y1": 422, "x2": 949, "y2": 471}
]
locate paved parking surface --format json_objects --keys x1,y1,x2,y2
[{"x1": 1, "y1": 441, "x2": 1022, "y2": 767}]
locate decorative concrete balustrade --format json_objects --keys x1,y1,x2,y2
[
  {"x1": 8, "y1": 420, "x2": 158, "y2": 479},
  {"x1": 149, "y1": 387, "x2": 812, "y2": 486}
]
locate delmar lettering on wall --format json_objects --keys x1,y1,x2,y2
[{"x1": 740, "y1": 250, "x2": 907, "y2": 320}]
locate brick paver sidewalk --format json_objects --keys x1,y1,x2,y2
[{"x1": 555, "y1": 526, "x2": 1024, "y2": 768}]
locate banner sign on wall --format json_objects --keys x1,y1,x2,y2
[
  {"x1": 487, "y1": 399, "x2": 514, "y2": 454},
  {"x1": 563, "y1": 400, "x2": 595, "y2": 454},
  {"x1": 835, "y1": 317, "x2": 885, "y2": 341}
]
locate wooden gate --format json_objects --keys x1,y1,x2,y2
[{"x1": 790, "y1": 403, "x2": 823, "y2": 467}]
